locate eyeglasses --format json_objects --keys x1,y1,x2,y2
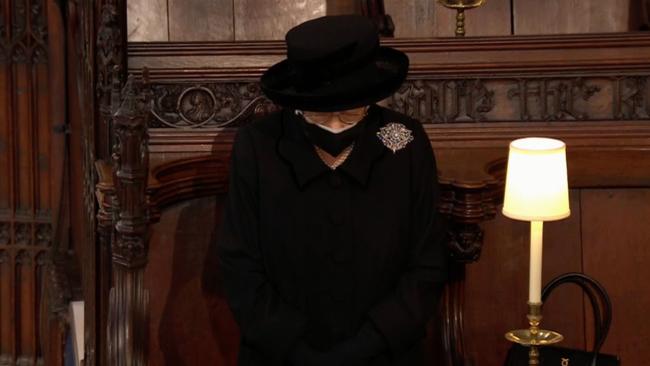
[{"x1": 296, "y1": 106, "x2": 369, "y2": 125}]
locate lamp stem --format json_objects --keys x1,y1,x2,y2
[
  {"x1": 455, "y1": 9, "x2": 466, "y2": 37},
  {"x1": 527, "y1": 302, "x2": 543, "y2": 366},
  {"x1": 529, "y1": 221, "x2": 543, "y2": 304}
]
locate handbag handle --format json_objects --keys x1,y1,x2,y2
[{"x1": 542, "y1": 273, "x2": 612, "y2": 366}]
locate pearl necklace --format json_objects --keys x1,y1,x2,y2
[{"x1": 314, "y1": 143, "x2": 354, "y2": 170}]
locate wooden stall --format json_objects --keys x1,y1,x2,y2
[
  {"x1": 116, "y1": 33, "x2": 650, "y2": 366},
  {"x1": 1, "y1": 1, "x2": 649, "y2": 365}
]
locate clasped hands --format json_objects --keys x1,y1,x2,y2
[
  {"x1": 287, "y1": 322, "x2": 386, "y2": 366},
  {"x1": 288, "y1": 340, "x2": 369, "y2": 366}
]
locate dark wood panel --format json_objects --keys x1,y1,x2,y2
[
  {"x1": 514, "y1": 0, "x2": 631, "y2": 35},
  {"x1": 128, "y1": 33, "x2": 650, "y2": 78},
  {"x1": 168, "y1": 0, "x2": 233, "y2": 41},
  {"x1": 14, "y1": 63, "x2": 34, "y2": 214},
  {"x1": 582, "y1": 189, "x2": 650, "y2": 365},
  {"x1": 126, "y1": 0, "x2": 640, "y2": 41},
  {"x1": 384, "y1": 0, "x2": 437, "y2": 38},
  {"x1": 0, "y1": 250, "x2": 12, "y2": 360},
  {"x1": 0, "y1": 0, "x2": 57, "y2": 363},
  {"x1": 0, "y1": 63, "x2": 10, "y2": 212},
  {"x1": 36, "y1": 65, "x2": 51, "y2": 215},
  {"x1": 46, "y1": 0, "x2": 68, "y2": 235},
  {"x1": 326, "y1": 0, "x2": 361, "y2": 16},
  {"x1": 145, "y1": 196, "x2": 240, "y2": 366},
  {"x1": 17, "y1": 251, "x2": 35, "y2": 358},
  {"x1": 464, "y1": 190, "x2": 584, "y2": 366}
]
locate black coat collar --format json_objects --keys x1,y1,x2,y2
[{"x1": 276, "y1": 105, "x2": 387, "y2": 188}]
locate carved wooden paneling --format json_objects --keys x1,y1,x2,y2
[
  {"x1": 130, "y1": 34, "x2": 650, "y2": 192},
  {"x1": 95, "y1": 3, "x2": 127, "y2": 366},
  {"x1": 129, "y1": 33, "x2": 650, "y2": 128},
  {"x1": 0, "y1": 0, "x2": 60, "y2": 365},
  {"x1": 106, "y1": 76, "x2": 151, "y2": 366},
  {"x1": 137, "y1": 75, "x2": 650, "y2": 131},
  {"x1": 148, "y1": 82, "x2": 276, "y2": 128},
  {"x1": 53, "y1": 1, "x2": 128, "y2": 366}
]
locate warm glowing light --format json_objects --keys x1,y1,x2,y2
[{"x1": 502, "y1": 137, "x2": 570, "y2": 222}]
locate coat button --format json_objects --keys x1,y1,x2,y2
[{"x1": 328, "y1": 173, "x2": 342, "y2": 188}]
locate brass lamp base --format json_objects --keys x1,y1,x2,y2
[
  {"x1": 505, "y1": 328, "x2": 564, "y2": 346},
  {"x1": 505, "y1": 302, "x2": 563, "y2": 366}
]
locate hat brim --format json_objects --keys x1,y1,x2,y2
[{"x1": 260, "y1": 46, "x2": 409, "y2": 112}]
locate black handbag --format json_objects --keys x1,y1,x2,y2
[{"x1": 504, "y1": 273, "x2": 620, "y2": 366}]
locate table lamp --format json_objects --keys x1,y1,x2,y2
[{"x1": 502, "y1": 137, "x2": 570, "y2": 365}]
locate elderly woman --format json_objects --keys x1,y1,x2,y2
[{"x1": 216, "y1": 15, "x2": 448, "y2": 366}]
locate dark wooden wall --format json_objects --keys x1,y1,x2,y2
[
  {"x1": 127, "y1": 0, "x2": 640, "y2": 41},
  {"x1": 1, "y1": 0, "x2": 128, "y2": 365},
  {"x1": 0, "y1": 0, "x2": 65, "y2": 364},
  {"x1": 127, "y1": 0, "x2": 327, "y2": 41}
]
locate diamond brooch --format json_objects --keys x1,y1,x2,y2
[{"x1": 376, "y1": 122, "x2": 414, "y2": 153}]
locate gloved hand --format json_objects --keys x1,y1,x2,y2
[
  {"x1": 288, "y1": 340, "x2": 339, "y2": 366},
  {"x1": 328, "y1": 321, "x2": 386, "y2": 366},
  {"x1": 287, "y1": 321, "x2": 386, "y2": 366}
]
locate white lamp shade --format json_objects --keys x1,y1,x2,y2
[{"x1": 502, "y1": 137, "x2": 571, "y2": 221}]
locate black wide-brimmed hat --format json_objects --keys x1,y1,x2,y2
[{"x1": 260, "y1": 15, "x2": 409, "y2": 112}]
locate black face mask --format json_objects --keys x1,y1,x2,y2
[{"x1": 300, "y1": 118, "x2": 366, "y2": 156}]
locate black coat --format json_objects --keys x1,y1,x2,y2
[{"x1": 217, "y1": 105, "x2": 448, "y2": 366}]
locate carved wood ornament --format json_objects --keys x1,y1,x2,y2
[
  {"x1": 143, "y1": 75, "x2": 650, "y2": 129},
  {"x1": 104, "y1": 75, "x2": 151, "y2": 366},
  {"x1": 1, "y1": 0, "x2": 58, "y2": 365}
]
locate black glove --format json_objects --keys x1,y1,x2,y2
[
  {"x1": 330, "y1": 321, "x2": 386, "y2": 366},
  {"x1": 288, "y1": 340, "x2": 338, "y2": 366},
  {"x1": 288, "y1": 321, "x2": 386, "y2": 366}
]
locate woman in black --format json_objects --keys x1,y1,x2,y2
[{"x1": 216, "y1": 15, "x2": 448, "y2": 366}]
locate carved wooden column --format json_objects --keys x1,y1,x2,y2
[
  {"x1": 95, "y1": 160, "x2": 115, "y2": 366},
  {"x1": 437, "y1": 159, "x2": 505, "y2": 366},
  {"x1": 95, "y1": 2, "x2": 127, "y2": 364},
  {"x1": 107, "y1": 76, "x2": 150, "y2": 366}
]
